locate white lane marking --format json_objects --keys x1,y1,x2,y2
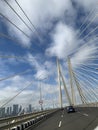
[
  {"x1": 61, "y1": 115, "x2": 63, "y2": 118},
  {"x1": 83, "y1": 113, "x2": 88, "y2": 117},
  {"x1": 77, "y1": 112, "x2": 88, "y2": 117},
  {"x1": 94, "y1": 126, "x2": 98, "y2": 130},
  {"x1": 58, "y1": 121, "x2": 62, "y2": 128}
]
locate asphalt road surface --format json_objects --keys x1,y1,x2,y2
[{"x1": 30, "y1": 107, "x2": 98, "y2": 130}]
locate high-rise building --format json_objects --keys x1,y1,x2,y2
[
  {"x1": 18, "y1": 105, "x2": 22, "y2": 113},
  {"x1": 6, "y1": 107, "x2": 10, "y2": 116},
  {"x1": 13, "y1": 104, "x2": 19, "y2": 116},
  {"x1": 0, "y1": 107, "x2": 5, "y2": 117},
  {"x1": 9, "y1": 106, "x2": 12, "y2": 115},
  {"x1": 28, "y1": 104, "x2": 32, "y2": 113}
]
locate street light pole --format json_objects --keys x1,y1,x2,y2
[
  {"x1": 39, "y1": 81, "x2": 43, "y2": 111},
  {"x1": 38, "y1": 76, "x2": 49, "y2": 111}
]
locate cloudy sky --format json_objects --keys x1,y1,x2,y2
[{"x1": 0, "y1": 0, "x2": 98, "y2": 109}]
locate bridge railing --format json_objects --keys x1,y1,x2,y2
[
  {"x1": 0, "y1": 108, "x2": 58, "y2": 130},
  {"x1": 75, "y1": 102, "x2": 98, "y2": 107}
]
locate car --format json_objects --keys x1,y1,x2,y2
[{"x1": 66, "y1": 106, "x2": 75, "y2": 113}]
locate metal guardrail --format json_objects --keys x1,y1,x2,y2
[
  {"x1": 0, "y1": 109, "x2": 58, "y2": 130},
  {"x1": 0, "y1": 110, "x2": 46, "y2": 124},
  {"x1": 75, "y1": 102, "x2": 98, "y2": 107},
  {"x1": 25, "y1": 109, "x2": 58, "y2": 130}
]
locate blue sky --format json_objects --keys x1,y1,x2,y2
[{"x1": 0, "y1": 0, "x2": 98, "y2": 108}]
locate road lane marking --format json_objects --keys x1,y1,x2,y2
[
  {"x1": 61, "y1": 115, "x2": 63, "y2": 118},
  {"x1": 58, "y1": 121, "x2": 62, "y2": 128},
  {"x1": 83, "y1": 113, "x2": 88, "y2": 117},
  {"x1": 94, "y1": 126, "x2": 98, "y2": 130},
  {"x1": 77, "y1": 112, "x2": 88, "y2": 117}
]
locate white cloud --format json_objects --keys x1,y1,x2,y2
[
  {"x1": 26, "y1": 53, "x2": 56, "y2": 80},
  {"x1": 46, "y1": 22, "x2": 78, "y2": 59},
  {"x1": 0, "y1": 74, "x2": 60, "y2": 108},
  {"x1": 0, "y1": 76, "x2": 33, "y2": 106},
  {"x1": 26, "y1": 53, "x2": 48, "y2": 79},
  {"x1": 45, "y1": 19, "x2": 98, "y2": 105},
  {"x1": 46, "y1": 20, "x2": 98, "y2": 70},
  {"x1": 0, "y1": 0, "x2": 75, "y2": 47},
  {"x1": 0, "y1": 0, "x2": 98, "y2": 108},
  {"x1": 73, "y1": 0, "x2": 97, "y2": 11},
  {"x1": 73, "y1": 0, "x2": 98, "y2": 24}
]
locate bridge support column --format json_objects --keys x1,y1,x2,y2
[
  {"x1": 57, "y1": 59, "x2": 63, "y2": 108},
  {"x1": 68, "y1": 57, "x2": 76, "y2": 106}
]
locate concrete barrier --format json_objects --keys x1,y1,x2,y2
[
  {"x1": 0, "y1": 109, "x2": 58, "y2": 130},
  {"x1": 11, "y1": 127, "x2": 17, "y2": 130}
]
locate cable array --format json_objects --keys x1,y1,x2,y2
[
  {"x1": 14, "y1": 0, "x2": 42, "y2": 42},
  {"x1": 0, "y1": 81, "x2": 34, "y2": 108},
  {"x1": 70, "y1": 55, "x2": 98, "y2": 105}
]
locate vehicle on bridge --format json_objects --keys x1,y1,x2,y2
[{"x1": 66, "y1": 106, "x2": 75, "y2": 113}]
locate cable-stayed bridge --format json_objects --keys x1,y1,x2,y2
[
  {"x1": 0, "y1": 0, "x2": 98, "y2": 130},
  {"x1": 0, "y1": 58, "x2": 98, "y2": 130}
]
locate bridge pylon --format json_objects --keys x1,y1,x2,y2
[
  {"x1": 59, "y1": 68, "x2": 72, "y2": 106},
  {"x1": 57, "y1": 59, "x2": 72, "y2": 106},
  {"x1": 68, "y1": 57, "x2": 76, "y2": 106},
  {"x1": 57, "y1": 59, "x2": 63, "y2": 108},
  {"x1": 68, "y1": 58, "x2": 87, "y2": 105}
]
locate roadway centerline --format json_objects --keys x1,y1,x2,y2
[
  {"x1": 58, "y1": 111, "x2": 64, "y2": 128},
  {"x1": 61, "y1": 115, "x2": 63, "y2": 118},
  {"x1": 58, "y1": 121, "x2": 62, "y2": 128}
]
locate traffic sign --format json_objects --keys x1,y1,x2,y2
[{"x1": 39, "y1": 100, "x2": 43, "y2": 105}]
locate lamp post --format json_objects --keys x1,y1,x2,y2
[
  {"x1": 39, "y1": 81, "x2": 43, "y2": 111},
  {"x1": 38, "y1": 75, "x2": 48, "y2": 111}
]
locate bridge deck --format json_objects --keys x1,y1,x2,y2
[{"x1": 29, "y1": 108, "x2": 98, "y2": 130}]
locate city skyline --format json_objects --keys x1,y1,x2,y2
[{"x1": 0, "y1": 103, "x2": 37, "y2": 118}]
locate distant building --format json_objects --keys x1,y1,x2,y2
[
  {"x1": 28, "y1": 104, "x2": 32, "y2": 113},
  {"x1": 0, "y1": 107, "x2": 5, "y2": 117},
  {"x1": 18, "y1": 105, "x2": 22, "y2": 113},
  {"x1": 13, "y1": 104, "x2": 19, "y2": 116},
  {"x1": 6, "y1": 107, "x2": 10, "y2": 116},
  {"x1": 6, "y1": 106, "x2": 12, "y2": 116},
  {"x1": 9, "y1": 106, "x2": 12, "y2": 115}
]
